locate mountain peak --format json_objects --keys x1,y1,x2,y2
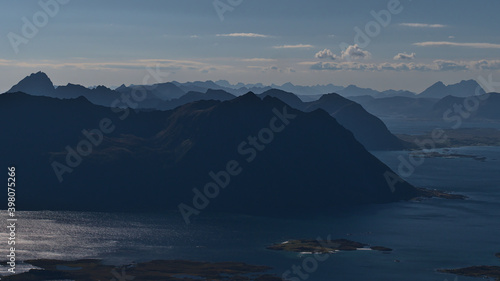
[
  {"x1": 420, "y1": 80, "x2": 485, "y2": 98},
  {"x1": 8, "y1": 71, "x2": 55, "y2": 96}
]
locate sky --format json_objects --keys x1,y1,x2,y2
[{"x1": 1, "y1": 0, "x2": 500, "y2": 93}]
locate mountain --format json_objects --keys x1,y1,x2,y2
[
  {"x1": 304, "y1": 93, "x2": 409, "y2": 150},
  {"x1": 7, "y1": 72, "x2": 123, "y2": 107},
  {"x1": 156, "y1": 89, "x2": 236, "y2": 110},
  {"x1": 419, "y1": 80, "x2": 486, "y2": 98},
  {"x1": 259, "y1": 89, "x2": 409, "y2": 150},
  {"x1": 350, "y1": 96, "x2": 440, "y2": 118},
  {"x1": 259, "y1": 89, "x2": 305, "y2": 110},
  {"x1": 116, "y1": 82, "x2": 186, "y2": 102},
  {"x1": 0, "y1": 92, "x2": 423, "y2": 215},
  {"x1": 431, "y1": 93, "x2": 500, "y2": 120},
  {"x1": 338, "y1": 85, "x2": 381, "y2": 97},
  {"x1": 7, "y1": 71, "x2": 56, "y2": 96},
  {"x1": 338, "y1": 85, "x2": 416, "y2": 98}
]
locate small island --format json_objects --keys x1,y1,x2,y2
[
  {"x1": 438, "y1": 252, "x2": 500, "y2": 281},
  {"x1": 438, "y1": 266, "x2": 500, "y2": 281},
  {"x1": 267, "y1": 238, "x2": 392, "y2": 254},
  {"x1": 1, "y1": 259, "x2": 283, "y2": 281}
]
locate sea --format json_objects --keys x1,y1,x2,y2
[{"x1": 0, "y1": 146, "x2": 499, "y2": 281}]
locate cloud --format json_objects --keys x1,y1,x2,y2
[
  {"x1": 393, "y1": 52, "x2": 416, "y2": 60},
  {"x1": 216, "y1": 33, "x2": 270, "y2": 38},
  {"x1": 250, "y1": 65, "x2": 296, "y2": 73},
  {"x1": 241, "y1": 58, "x2": 277, "y2": 62},
  {"x1": 378, "y1": 62, "x2": 431, "y2": 71},
  {"x1": 448, "y1": 36, "x2": 455, "y2": 39},
  {"x1": 273, "y1": 44, "x2": 314, "y2": 49},
  {"x1": 472, "y1": 60, "x2": 500, "y2": 70},
  {"x1": 315, "y1": 49, "x2": 338, "y2": 60},
  {"x1": 400, "y1": 23, "x2": 447, "y2": 28},
  {"x1": 414, "y1": 41, "x2": 500, "y2": 49},
  {"x1": 310, "y1": 62, "x2": 343, "y2": 71},
  {"x1": 434, "y1": 60, "x2": 468, "y2": 71},
  {"x1": 341, "y1": 44, "x2": 371, "y2": 60}
]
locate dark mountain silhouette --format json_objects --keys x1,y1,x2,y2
[
  {"x1": 259, "y1": 89, "x2": 305, "y2": 110},
  {"x1": 419, "y1": 80, "x2": 486, "y2": 98},
  {"x1": 156, "y1": 89, "x2": 236, "y2": 110},
  {"x1": 7, "y1": 72, "x2": 123, "y2": 106},
  {"x1": 259, "y1": 89, "x2": 409, "y2": 150},
  {"x1": 8, "y1": 71, "x2": 56, "y2": 96},
  {"x1": 114, "y1": 82, "x2": 187, "y2": 109},
  {"x1": 0, "y1": 91, "x2": 423, "y2": 214}
]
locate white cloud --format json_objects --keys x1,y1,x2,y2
[
  {"x1": 315, "y1": 49, "x2": 338, "y2": 60},
  {"x1": 273, "y1": 44, "x2": 314, "y2": 49},
  {"x1": 472, "y1": 60, "x2": 500, "y2": 70},
  {"x1": 249, "y1": 65, "x2": 296, "y2": 73},
  {"x1": 414, "y1": 41, "x2": 500, "y2": 49},
  {"x1": 309, "y1": 59, "x2": 500, "y2": 72},
  {"x1": 400, "y1": 23, "x2": 447, "y2": 28},
  {"x1": 434, "y1": 60, "x2": 468, "y2": 71},
  {"x1": 448, "y1": 36, "x2": 455, "y2": 39},
  {"x1": 241, "y1": 58, "x2": 277, "y2": 62},
  {"x1": 393, "y1": 52, "x2": 416, "y2": 60},
  {"x1": 216, "y1": 33, "x2": 270, "y2": 38},
  {"x1": 341, "y1": 44, "x2": 371, "y2": 60}
]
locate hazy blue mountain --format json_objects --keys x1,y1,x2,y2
[
  {"x1": 431, "y1": 93, "x2": 500, "y2": 120},
  {"x1": 0, "y1": 92, "x2": 423, "y2": 214},
  {"x1": 419, "y1": 80, "x2": 486, "y2": 98},
  {"x1": 116, "y1": 82, "x2": 186, "y2": 102},
  {"x1": 259, "y1": 89, "x2": 410, "y2": 150},
  {"x1": 304, "y1": 93, "x2": 410, "y2": 150},
  {"x1": 338, "y1": 85, "x2": 381, "y2": 97},
  {"x1": 380, "y1": 89, "x2": 417, "y2": 98},
  {"x1": 351, "y1": 96, "x2": 440, "y2": 118}
]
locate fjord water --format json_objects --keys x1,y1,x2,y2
[{"x1": 1, "y1": 146, "x2": 499, "y2": 281}]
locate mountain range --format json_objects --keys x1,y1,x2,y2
[
  {"x1": 0, "y1": 91, "x2": 423, "y2": 214},
  {"x1": 6, "y1": 72, "x2": 410, "y2": 150},
  {"x1": 9, "y1": 72, "x2": 487, "y2": 102}
]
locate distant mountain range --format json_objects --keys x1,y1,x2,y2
[
  {"x1": 8, "y1": 72, "x2": 487, "y2": 102},
  {"x1": 6, "y1": 72, "x2": 410, "y2": 150},
  {"x1": 0, "y1": 92, "x2": 423, "y2": 214}
]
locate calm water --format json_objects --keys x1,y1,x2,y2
[{"x1": 1, "y1": 146, "x2": 499, "y2": 281}]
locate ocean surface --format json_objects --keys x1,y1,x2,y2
[{"x1": 1, "y1": 146, "x2": 500, "y2": 281}]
